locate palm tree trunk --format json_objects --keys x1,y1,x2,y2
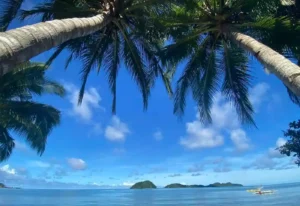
[
  {"x1": 0, "y1": 13, "x2": 112, "y2": 75},
  {"x1": 228, "y1": 31, "x2": 300, "y2": 96}
]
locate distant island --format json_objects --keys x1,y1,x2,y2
[
  {"x1": 0, "y1": 183, "x2": 21, "y2": 189},
  {"x1": 165, "y1": 183, "x2": 205, "y2": 188},
  {"x1": 0, "y1": 183, "x2": 7, "y2": 188},
  {"x1": 165, "y1": 182, "x2": 243, "y2": 189},
  {"x1": 130, "y1": 180, "x2": 157, "y2": 189}
]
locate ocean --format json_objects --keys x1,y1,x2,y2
[{"x1": 0, "y1": 183, "x2": 300, "y2": 206}]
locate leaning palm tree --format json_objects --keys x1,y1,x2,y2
[
  {"x1": 0, "y1": 62, "x2": 65, "y2": 161},
  {"x1": 160, "y1": 0, "x2": 300, "y2": 124},
  {"x1": 0, "y1": 0, "x2": 173, "y2": 111}
]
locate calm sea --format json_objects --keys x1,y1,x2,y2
[{"x1": 1, "y1": 183, "x2": 300, "y2": 206}]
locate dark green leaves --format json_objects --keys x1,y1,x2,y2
[
  {"x1": 0, "y1": 62, "x2": 64, "y2": 161},
  {"x1": 0, "y1": 0, "x2": 24, "y2": 31}
]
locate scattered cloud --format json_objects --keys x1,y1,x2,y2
[
  {"x1": 268, "y1": 138, "x2": 287, "y2": 158},
  {"x1": 168, "y1": 173, "x2": 181, "y2": 177},
  {"x1": 180, "y1": 121, "x2": 223, "y2": 149},
  {"x1": 29, "y1": 161, "x2": 51, "y2": 168},
  {"x1": 149, "y1": 167, "x2": 167, "y2": 174},
  {"x1": 128, "y1": 170, "x2": 143, "y2": 177},
  {"x1": 122, "y1": 182, "x2": 134, "y2": 187},
  {"x1": 249, "y1": 82, "x2": 270, "y2": 108},
  {"x1": 180, "y1": 83, "x2": 269, "y2": 150},
  {"x1": 188, "y1": 164, "x2": 205, "y2": 173},
  {"x1": 64, "y1": 83, "x2": 103, "y2": 121},
  {"x1": 153, "y1": 130, "x2": 163, "y2": 141},
  {"x1": 0, "y1": 165, "x2": 16, "y2": 175},
  {"x1": 230, "y1": 129, "x2": 251, "y2": 152},
  {"x1": 53, "y1": 168, "x2": 68, "y2": 179},
  {"x1": 105, "y1": 116, "x2": 130, "y2": 142},
  {"x1": 67, "y1": 158, "x2": 87, "y2": 170},
  {"x1": 191, "y1": 173, "x2": 201, "y2": 176}
]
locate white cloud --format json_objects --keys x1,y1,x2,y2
[
  {"x1": 0, "y1": 165, "x2": 16, "y2": 175},
  {"x1": 67, "y1": 158, "x2": 87, "y2": 170},
  {"x1": 268, "y1": 138, "x2": 287, "y2": 158},
  {"x1": 249, "y1": 82, "x2": 270, "y2": 108},
  {"x1": 180, "y1": 121, "x2": 223, "y2": 149},
  {"x1": 29, "y1": 161, "x2": 51, "y2": 168},
  {"x1": 105, "y1": 116, "x2": 130, "y2": 142},
  {"x1": 122, "y1": 182, "x2": 134, "y2": 187},
  {"x1": 64, "y1": 83, "x2": 102, "y2": 121},
  {"x1": 153, "y1": 130, "x2": 163, "y2": 141},
  {"x1": 230, "y1": 129, "x2": 251, "y2": 152}
]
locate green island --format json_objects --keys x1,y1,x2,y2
[
  {"x1": 0, "y1": 183, "x2": 7, "y2": 188},
  {"x1": 130, "y1": 181, "x2": 157, "y2": 189},
  {"x1": 165, "y1": 182, "x2": 243, "y2": 189},
  {"x1": 165, "y1": 183, "x2": 205, "y2": 188}
]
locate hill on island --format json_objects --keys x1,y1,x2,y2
[
  {"x1": 165, "y1": 183, "x2": 205, "y2": 188},
  {"x1": 130, "y1": 181, "x2": 157, "y2": 189},
  {"x1": 165, "y1": 182, "x2": 243, "y2": 189}
]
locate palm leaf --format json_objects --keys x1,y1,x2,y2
[
  {"x1": 0, "y1": 126, "x2": 14, "y2": 161},
  {"x1": 0, "y1": 0, "x2": 24, "y2": 31},
  {"x1": 221, "y1": 41, "x2": 255, "y2": 125}
]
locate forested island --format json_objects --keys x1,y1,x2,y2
[
  {"x1": 130, "y1": 181, "x2": 243, "y2": 189},
  {"x1": 130, "y1": 181, "x2": 157, "y2": 189}
]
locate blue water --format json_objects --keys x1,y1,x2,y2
[{"x1": 1, "y1": 183, "x2": 300, "y2": 206}]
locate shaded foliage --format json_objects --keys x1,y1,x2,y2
[
  {"x1": 278, "y1": 119, "x2": 300, "y2": 166},
  {"x1": 0, "y1": 62, "x2": 65, "y2": 161}
]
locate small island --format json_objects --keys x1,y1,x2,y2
[
  {"x1": 165, "y1": 183, "x2": 205, "y2": 188},
  {"x1": 130, "y1": 180, "x2": 157, "y2": 189},
  {"x1": 0, "y1": 183, "x2": 7, "y2": 188},
  {"x1": 165, "y1": 182, "x2": 243, "y2": 189},
  {"x1": 206, "y1": 182, "x2": 243, "y2": 187}
]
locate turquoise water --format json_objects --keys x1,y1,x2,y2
[{"x1": 1, "y1": 183, "x2": 300, "y2": 206}]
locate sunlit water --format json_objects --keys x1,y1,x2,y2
[{"x1": 1, "y1": 183, "x2": 300, "y2": 205}]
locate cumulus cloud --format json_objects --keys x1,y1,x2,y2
[
  {"x1": 230, "y1": 129, "x2": 251, "y2": 152},
  {"x1": 64, "y1": 83, "x2": 102, "y2": 121},
  {"x1": 105, "y1": 116, "x2": 130, "y2": 141},
  {"x1": 67, "y1": 158, "x2": 87, "y2": 170},
  {"x1": 0, "y1": 165, "x2": 16, "y2": 175},
  {"x1": 191, "y1": 173, "x2": 201, "y2": 176},
  {"x1": 153, "y1": 130, "x2": 163, "y2": 141},
  {"x1": 180, "y1": 121, "x2": 223, "y2": 149}
]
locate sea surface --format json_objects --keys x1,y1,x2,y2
[{"x1": 1, "y1": 183, "x2": 300, "y2": 206}]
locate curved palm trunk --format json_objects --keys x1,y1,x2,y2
[
  {"x1": 229, "y1": 31, "x2": 300, "y2": 96},
  {"x1": 0, "y1": 13, "x2": 112, "y2": 75}
]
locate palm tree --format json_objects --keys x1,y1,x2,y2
[
  {"x1": 0, "y1": 62, "x2": 65, "y2": 161},
  {"x1": 0, "y1": 0, "x2": 173, "y2": 112},
  {"x1": 160, "y1": 0, "x2": 300, "y2": 124}
]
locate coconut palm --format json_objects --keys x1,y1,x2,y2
[
  {"x1": 0, "y1": 0, "x2": 174, "y2": 112},
  {"x1": 159, "y1": 0, "x2": 300, "y2": 124},
  {"x1": 0, "y1": 62, "x2": 65, "y2": 161}
]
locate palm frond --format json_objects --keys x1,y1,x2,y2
[
  {"x1": 286, "y1": 84, "x2": 300, "y2": 106},
  {"x1": 0, "y1": 0, "x2": 24, "y2": 31},
  {"x1": 0, "y1": 62, "x2": 65, "y2": 100},
  {"x1": 0, "y1": 126, "x2": 14, "y2": 161},
  {"x1": 1, "y1": 101, "x2": 61, "y2": 155},
  {"x1": 116, "y1": 21, "x2": 150, "y2": 110},
  {"x1": 221, "y1": 41, "x2": 255, "y2": 125}
]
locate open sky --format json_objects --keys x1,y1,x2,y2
[{"x1": 0, "y1": 0, "x2": 300, "y2": 189}]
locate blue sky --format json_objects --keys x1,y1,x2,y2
[{"x1": 0, "y1": 0, "x2": 300, "y2": 189}]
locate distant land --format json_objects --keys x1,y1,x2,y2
[
  {"x1": 165, "y1": 182, "x2": 243, "y2": 188},
  {"x1": 130, "y1": 181, "x2": 243, "y2": 189},
  {"x1": 0, "y1": 183, "x2": 21, "y2": 189},
  {"x1": 130, "y1": 181, "x2": 157, "y2": 189}
]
